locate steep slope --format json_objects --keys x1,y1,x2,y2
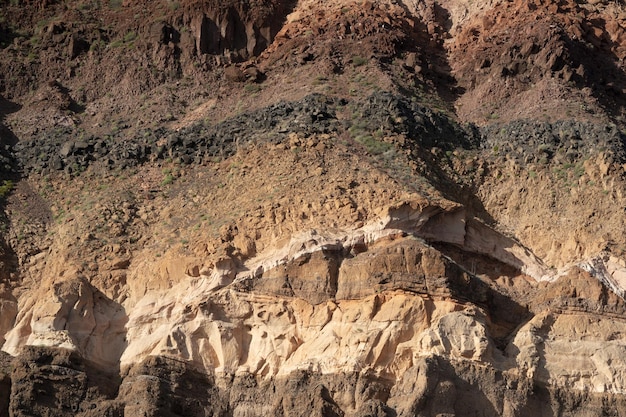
[{"x1": 1, "y1": 0, "x2": 626, "y2": 416}]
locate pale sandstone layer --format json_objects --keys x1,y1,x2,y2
[{"x1": 3, "y1": 191, "x2": 626, "y2": 415}]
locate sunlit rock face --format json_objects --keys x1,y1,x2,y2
[{"x1": 2, "y1": 0, "x2": 626, "y2": 415}]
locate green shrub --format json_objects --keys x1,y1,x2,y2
[
  {"x1": 355, "y1": 135, "x2": 392, "y2": 155},
  {"x1": 89, "y1": 39, "x2": 105, "y2": 51},
  {"x1": 244, "y1": 83, "x2": 262, "y2": 94},
  {"x1": 352, "y1": 56, "x2": 368, "y2": 67},
  {"x1": 123, "y1": 31, "x2": 137, "y2": 42},
  {"x1": 162, "y1": 174, "x2": 174, "y2": 185},
  {"x1": 0, "y1": 180, "x2": 13, "y2": 198}
]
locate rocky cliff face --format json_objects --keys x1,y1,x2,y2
[{"x1": 2, "y1": 0, "x2": 626, "y2": 415}]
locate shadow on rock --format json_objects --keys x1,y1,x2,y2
[
  {"x1": 0, "y1": 95, "x2": 20, "y2": 148},
  {"x1": 564, "y1": 17, "x2": 626, "y2": 121},
  {"x1": 9, "y1": 346, "x2": 125, "y2": 417}
]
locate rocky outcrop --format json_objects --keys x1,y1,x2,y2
[
  {"x1": 480, "y1": 120, "x2": 626, "y2": 168},
  {"x1": 13, "y1": 93, "x2": 339, "y2": 176},
  {"x1": 5, "y1": 271, "x2": 626, "y2": 416},
  {"x1": 181, "y1": 0, "x2": 297, "y2": 61},
  {"x1": 3, "y1": 0, "x2": 626, "y2": 415},
  {"x1": 9, "y1": 90, "x2": 477, "y2": 177},
  {"x1": 0, "y1": 351, "x2": 10, "y2": 417},
  {"x1": 2, "y1": 277, "x2": 127, "y2": 369},
  {"x1": 447, "y1": 0, "x2": 626, "y2": 123},
  {"x1": 5, "y1": 192, "x2": 623, "y2": 415},
  {"x1": 4, "y1": 87, "x2": 626, "y2": 414},
  {"x1": 8, "y1": 346, "x2": 122, "y2": 417}
]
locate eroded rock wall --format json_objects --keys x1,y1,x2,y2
[{"x1": 2, "y1": 0, "x2": 626, "y2": 415}]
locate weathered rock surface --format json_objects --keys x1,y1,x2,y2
[
  {"x1": 3, "y1": 193, "x2": 626, "y2": 415},
  {"x1": 2, "y1": 0, "x2": 626, "y2": 415}
]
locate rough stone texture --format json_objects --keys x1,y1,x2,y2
[
  {"x1": 0, "y1": 351, "x2": 10, "y2": 417},
  {"x1": 2, "y1": 0, "x2": 626, "y2": 415},
  {"x1": 2, "y1": 98, "x2": 626, "y2": 415},
  {"x1": 480, "y1": 120, "x2": 626, "y2": 168},
  {"x1": 3, "y1": 277, "x2": 127, "y2": 369},
  {"x1": 13, "y1": 93, "x2": 340, "y2": 176},
  {"x1": 3, "y1": 98, "x2": 626, "y2": 414},
  {"x1": 9, "y1": 346, "x2": 122, "y2": 417}
]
